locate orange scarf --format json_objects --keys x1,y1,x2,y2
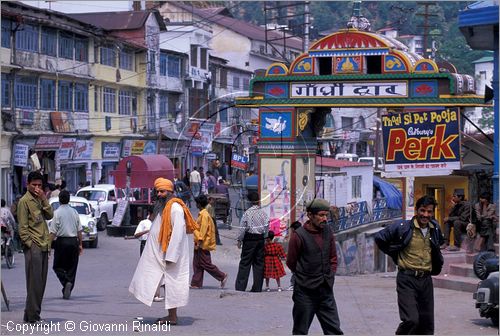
[{"x1": 158, "y1": 198, "x2": 199, "y2": 253}]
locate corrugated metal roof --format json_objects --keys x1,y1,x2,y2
[{"x1": 68, "y1": 10, "x2": 166, "y2": 31}]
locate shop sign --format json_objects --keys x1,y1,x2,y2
[
  {"x1": 190, "y1": 146, "x2": 203, "y2": 157},
  {"x1": 206, "y1": 153, "x2": 217, "y2": 160},
  {"x1": 159, "y1": 141, "x2": 185, "y2": 157},
  {"x1": 51, "y1": 111, "x2": 74, "y2": 133},
  {"x1": 382, "y1": 108, "x2": 460, "y2": 173},
  {"x1": 58, "y1": 138, "x2": 76, "y2": 161},
  {"x1": 131, "y1": 140, "x2": 145, "y2": 155},
  {"x1": 231, "y1": 153, "x2": 249, "y2": 170},
  {"x1": 122, "y1": 140, "x2": 156, "y2": 156},
  {"x1": 35, "y1": 135, "x2": 63, "y2": 150},
  {"x1": 73, "y1": 140, "x2": 94, "y2": 160},
  {"x1": 102, "y1": 142, "x2": 121, "y2": 159},
  {"x1": 186, "y1": 122, "x2": 201, "y2": 139},
  {"x1": 13, "y1": 144, "x2": 29, "y2": 167},
  {"x1": 290, "y1": 81, "x2": 407, "y2": 98}
]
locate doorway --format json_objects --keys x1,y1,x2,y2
[{"x1": 425, "y1": 184, "x2": 446, "y2": 233}]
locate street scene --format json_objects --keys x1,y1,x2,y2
[{"x1": 0, "y1": 0, "x2": 498, "y2": 335}]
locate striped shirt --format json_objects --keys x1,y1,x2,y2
[{"x1": 237, "y1": 205, "x2": 269, "y2": 241}]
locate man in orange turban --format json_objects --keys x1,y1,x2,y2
[{"x1": 129, "y1": 177, "x2": 198, "y2": 326}]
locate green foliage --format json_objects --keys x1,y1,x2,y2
[{"x1": 478, "y1": 106, "x2": 495, "y2": 130}]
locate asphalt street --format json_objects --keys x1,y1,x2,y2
[{"x1": 1, "y1": 205, "x2": 498, "y2": 336}]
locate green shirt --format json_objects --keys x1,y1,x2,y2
[
  {"x1": 17, "y1": 191, "x2": 54, "y2": 251},
  {"x1": 397, "y1": 219, "x2": 433, "y2": 272}
]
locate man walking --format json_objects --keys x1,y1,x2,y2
[
  {"x1": 375, "y1": 195, "x2": 444, "y2": 335},
  {"x1": 129, "y1": 178, "x2": 198, "y2": 326},
  {"x1": 286, "y1": 199, "x2": 343, "y2": 335},
  {"x1": 235, "y1": 191, "x2": 269, "y2": 292},
  {"x1": 17, "y1": 171, "x2": 54, "y2": 323},
  {"x1": 49, "y1": 190, "x2": 83, "y2": 300},
  {"x1": 190, "y1": 195, "x2": 227, "y2": 289},
  {"x1": 189, "y1": 167, "x2": 201, "y2": 198}
]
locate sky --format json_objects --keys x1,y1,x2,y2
[{"x1": 20, "y1": 0, "x2": 132, "y2": 13}]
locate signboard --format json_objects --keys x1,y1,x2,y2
[
  {"x1": 260, "y1": 110, "x2": 293, "y2": 139},
  {"x1": 102, "y1": 142, "x2": 121, "y2": 159},
  {"x1": 51, "y1": 111, "x2": 74, "y2": 133},
  {"x1": 290, "y1": 81, "x2": 407, "y2": 98},
  {"x1": 122, "y1": 140, "x2": 156, "y2": 156},
  {"x1": 206, "y1": 153, "x2": 217, "y2": 160},
  {"x1": 111, "y1": 200, "x2": 128, "y2": 226},
  {"x1": 73, "y1": 140, "x2": 94, "y2": 160},
  {"x1": 58, "y1": 138, "x2": 76, "y2": 160},
  {"x1": 35, "y1": 135, "x2": 63, "y2": 150},
  {"x1": 231, "y1": 153, "x2": 249, "y2": 170},
  {"x1": 382, "y1": 108, "x2": 461, "y2": 172},
  {"x1": 13, "y1": 144, "x2": 29, "y2": 167}
]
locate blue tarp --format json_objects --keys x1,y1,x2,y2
[
  {"x1": 373, "y1": 176, "x2": 402, "y2": 210},
  {"x1": 245, "y1": 175, "x2": 258, "y2": 191}
]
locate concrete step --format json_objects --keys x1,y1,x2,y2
[
  {"x1": 433, "y1": 274, "x2": 479, "y2": 293},
  {"x1": 441, "y1": 249, "x2": 466, "y2": 274},
  {"x1": 466, "y1": 253, "x2": 478, "y2": 264},
  {"x1": 448, "y1": 263, "x2": 476, "y2": 278}
]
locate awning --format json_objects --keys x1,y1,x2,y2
[
  {"x1": 373, "y1": 176, "x2": 402, "y2": 210},
  {"x1": 212, "y1": 138, "x2": 234, "y2": 145},
  {"x1": 162, "y1": 129, "x2": 188, "y2": 141},
  {"x1": 35, "y1": 135, "x2": 63, "y2": 150}
]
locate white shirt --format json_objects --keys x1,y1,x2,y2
[
  {"x1": 49, "y1": 204, "x2": 82, "y2": 237},
  {"x1": 189, "y1": 170, "x2": 201, "y2": 183},
  {"x1": 134, "y1": 218, "x2": 152, "y2": 241}
]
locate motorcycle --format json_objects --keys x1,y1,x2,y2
[
  {"x1": 473, "y1": 251, "x2": 499, "y2": 327},
  {"x1": 1, "y1": 223, "x2": 15, "y2": 269}
]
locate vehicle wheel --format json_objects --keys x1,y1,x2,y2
[
  {"x1": 98, "y1": 214, "x2": 108, "y2": 231},
  {"x1": 491, "y1": 310, "x2": 499, "y2": 327},
  {"x1": 89, "y1": 236, "x2": 98, "y2": 248},
  {"x1": 5, "y1": 243, "x2": 15, "y2": 268},
  {"x1": 473, "y1": 251, "x2": 497, "y2": 280}
]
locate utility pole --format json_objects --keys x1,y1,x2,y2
[
  {"x1": 303, "y1": 1, "x2": 310, "y2": 52},
  {"x1": 416, "y1": 2, "x2": 438, "y2": 59},
  {"x1": 157, "y1": 127, "x2": 162, "y2": 154},
  {"x1": 374, "y1": 108, "x2": 381, "y2": 171}
]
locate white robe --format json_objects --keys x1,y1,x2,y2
[{"x1": 129, "y1": 202, "x2": 190, "y2": 309}]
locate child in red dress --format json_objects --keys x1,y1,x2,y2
[{"x1": 264, "y1": 230, "x2": 286, "y2": 292}]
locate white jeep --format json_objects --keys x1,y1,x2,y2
[{"x1": 75, "y1": 184, "x2": 125, "y2": 231}]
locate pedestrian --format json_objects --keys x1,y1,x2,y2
[
  {"x1": 264, "y1": 230, "x2": 286, "y2": 292},
  {"x1": 1, "y1": 198, "x2": 17, "y2": 246},
  {"x1": 50, "y1": 183, "x2": 61, "y2": 198},
  {"x1": 129, "y1": 178, "x2": 199, "y2": 326},
  {"x1": 375, "y1": 195, "x2": 444, "y2": 335},
  {"x1": 286, "y1": 198, "x2": 343, "y2": 335},
  {"x1": 206, "y1": 196, "x2": 222, "y2": 245},
  {"x1": 182, "y1": 169, "x2": 191, "y2": 188},
  {"x1": 474, "y1": 191, "x2": 498, "y2": 252},
  {"x1": 287, "y1": 220, "x2": 302, "y2": 291},
  {"x1": 235, "y1": 191, "x2": 269, "y2": 292},
  {"x1": 49, "y1": 190, "x2": 83, "y2": 300},
  {"x1": 190, "y1": 195, "x2": 228, "y2": 289},
  {"x1": 17, "y1": 171, "x2": 54, "y2": 323},
  {"x1": 215, "y1": 177, "x2": 230, "y2": 199},
  {"x1": 443, "y1": 189, "x2": 473, "y2": 251},
  {"x1": 133, "y1": 206, "x2": 154, "y2": 256},
  {"x1": 189, "y1": 167, "x2": 201, "y2": 198}
]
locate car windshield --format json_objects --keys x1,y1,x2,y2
[
  {"x1": 77, "y1": 190, "x2": 106, "y2": 202},
  {"x1": 51, "y1": 202, "x2": 89, "y2": 215}
]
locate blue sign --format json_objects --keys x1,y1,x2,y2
[
  {"x1": 260, "y1": 111, "x2": 293, "y2": 139},
  {"x1": 231, "y1": 153, "x2": 249, "y2": 170}
]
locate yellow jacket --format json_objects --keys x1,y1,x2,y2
[{"x1": 194, "y1": 208, "x2": 216, "y2": 251}]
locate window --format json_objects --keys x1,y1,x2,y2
[
  {"x1": 200, "y1": 48, "x2": 207, "y2": 69},
  {"x1": 15, "y1": 76, "x2": 37, "y2": 109},
  {"x1": 58, "y1": 80, "x2": 73, "y2": 111},
  {"x1": 352, "y1": 176, "x2": 362, "y2": 198},
  {"x1": 220, "y1": 68, "x2": 227, "y2": 88},
  {"x1": 480, "y1": 71, "x2": 487, "y2": 80},
  {"x1": 168, "y1": 55, "x2": 180, "y2": 77},
  {"x1": 1, "y1": 19, "x2": 11, "y2": 48},
  {"x1": 16, "y1": 24, "x2": 39, "y2": 52},
  {"x1": 159, "y1": 53, "x2": 167, "y2": 76},
  {"x1": 103, "y1": 87, "x2": 116, "y2": 113},
  {"x1": 40, "y1": 79, "x2": 55, "y2": 109},
  {"x1": 74, "y1": 83, "x2": 88, "y2": 112},
  {"x1": 75, "y1": 37, "x2": 88, "y2": 62},
  {"x1": 119, "y1": 90, "x2": 134, "y2": 115},
  {"x1": 148, "y1": 51, "x2": 156, "y2": 73},
  {"x1": 159, "y1": 92, "x2": 170, "y2": 118},
  {"x1": 59, "y1": 32, "x2": 74, "y2": 59},
  {"x1": 242, "y1": 77, "x2": 250, "y2": 90},
  {"x1": 1, "y1": 73, "x2": 10, "y2": 107},
  {"x1": 233, "y1": 76, "x2": 240, "y2": 90},
  {"x1": 189, "y1": 88, "x2": 208, "y2": 118},
  {"x1": 101, "y1": 45, "x2": 116, "y2": 67},
  {"x1": 341, "y1": 117, "x2": 353, "y2": 131},
  {"x1": 219, "y1": 103, "x2": 228, "y2": 123},
  {"x1": 41, "y1": 27, "x2": 57, "y2": 56},
  {"x1": 190, "y1": 45, "x2": 198, "y2": 67},
  {"x1": 120, "y1": 49, "x2": 134, "y2": 71}
]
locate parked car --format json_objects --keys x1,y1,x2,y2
[
  {"x1": 358, "y1": 157, "x2": 384, "y2": 168},
  {"x1": 48, "y1": 196, "x2": 98, "y2": 248},
  {"x1": 75, "y1": 184, "x2": 125, "y2": 231},
  {"x1": 335, "y1": 153, "x2": 359, "y2": 162}
]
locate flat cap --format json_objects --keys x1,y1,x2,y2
[{"x1": 306, "y1": 198, "x2": 330, "y2": 212}]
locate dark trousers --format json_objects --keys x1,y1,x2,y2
[
  {"x1": 395, "y1": 272, "x2": 434, "y2": 335},
  {"x1": 191, "y1": 248, "x2": 225, "y2": 287},
  {"x1": 53, "y1": 237, "x2": 79, "y2": 292},
  {"x1": 140, "y1": 240, "x2": 146, "y2": 255},
  {"x1": 292, "y1": 282, "x2": 343, "y2": 335},
  {"x1": 23, "y1": 244, "x2": 48, "y2": 322},
  {"x1": 235, "y1": 234, "x2": 264, "y2": 292},
  {"x1": 444, "y1": 220, "x2": 467, "y2": 247}
]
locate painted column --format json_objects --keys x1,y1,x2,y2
[{"x1": 493, "y1": 46, "x2": 498, "y2": 204}]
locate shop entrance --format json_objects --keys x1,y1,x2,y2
[{"x1": 425, "y1": 185, "x2": 446, "y2": 225}]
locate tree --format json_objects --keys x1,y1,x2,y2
[{"x1": 478, "y1": 106, "x2": 495, "y2": 131}]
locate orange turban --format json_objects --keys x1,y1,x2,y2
[{"x1": 154, "y1": 178, "x2": 174, "y2": 192}]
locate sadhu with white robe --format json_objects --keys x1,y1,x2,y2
[{"x1": 129, "y1": 177, "x2": 198, "y2": 325}]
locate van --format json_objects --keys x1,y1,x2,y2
[
  {"x1": 358, "y1": 157, "x2": 384, "y2": 168},
  {"x1": 334, "y1": 153, "x2": 359, "y2": 162}
]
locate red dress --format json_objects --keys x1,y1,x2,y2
[{"x1": 264, "y1": 242, "x2": 286, "y2": 279}]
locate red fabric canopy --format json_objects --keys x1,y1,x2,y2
[{"x1": 111, "y1": 155, "x2": 175, "y2": 188}]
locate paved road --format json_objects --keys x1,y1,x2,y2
[{"x1": 1, "y1": 207, "x2": 498, "y2": 335}]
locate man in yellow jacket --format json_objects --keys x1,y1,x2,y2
[{"x1": 190, "y1": 194, "x2": 228, "y2": 289}]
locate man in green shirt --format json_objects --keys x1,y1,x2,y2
[{"x1": 17, "y1": 171, "x2": 54, "y2": 324}]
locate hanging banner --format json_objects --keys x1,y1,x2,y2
[
  {"x1": 73, "y1": 140, "x2": 94, "y2": 160},
  {"x1": 382, "y1": 108, "x2": 461, "y2": 172},
  {"x1": 58, "y1": 138, "x2": 76, "y2": 161},
  {"x1": 13, "y1": 144, "x2": 29, "y2": 167}
]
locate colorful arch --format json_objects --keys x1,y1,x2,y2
[
  {"x1": 413, "y1": 59, "x2": 439, "y2": 73},
  {"x1": 289, "y1": 55, "x2": 314, "y2": 75},
  {"x1": 266, "y1": 63, "x2": 289, "y2": 76}
]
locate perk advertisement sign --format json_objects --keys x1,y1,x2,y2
[
  {"x1": 231, "y1": 153, "x2": 249, "y2": 170},
  {"x1": 382, "y1": 108, "x2": 461, "y2": 172}
]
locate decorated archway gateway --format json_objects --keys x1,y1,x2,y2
[{"x1": 235, "y1": 27, "x2": 488, "y2": 231}]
